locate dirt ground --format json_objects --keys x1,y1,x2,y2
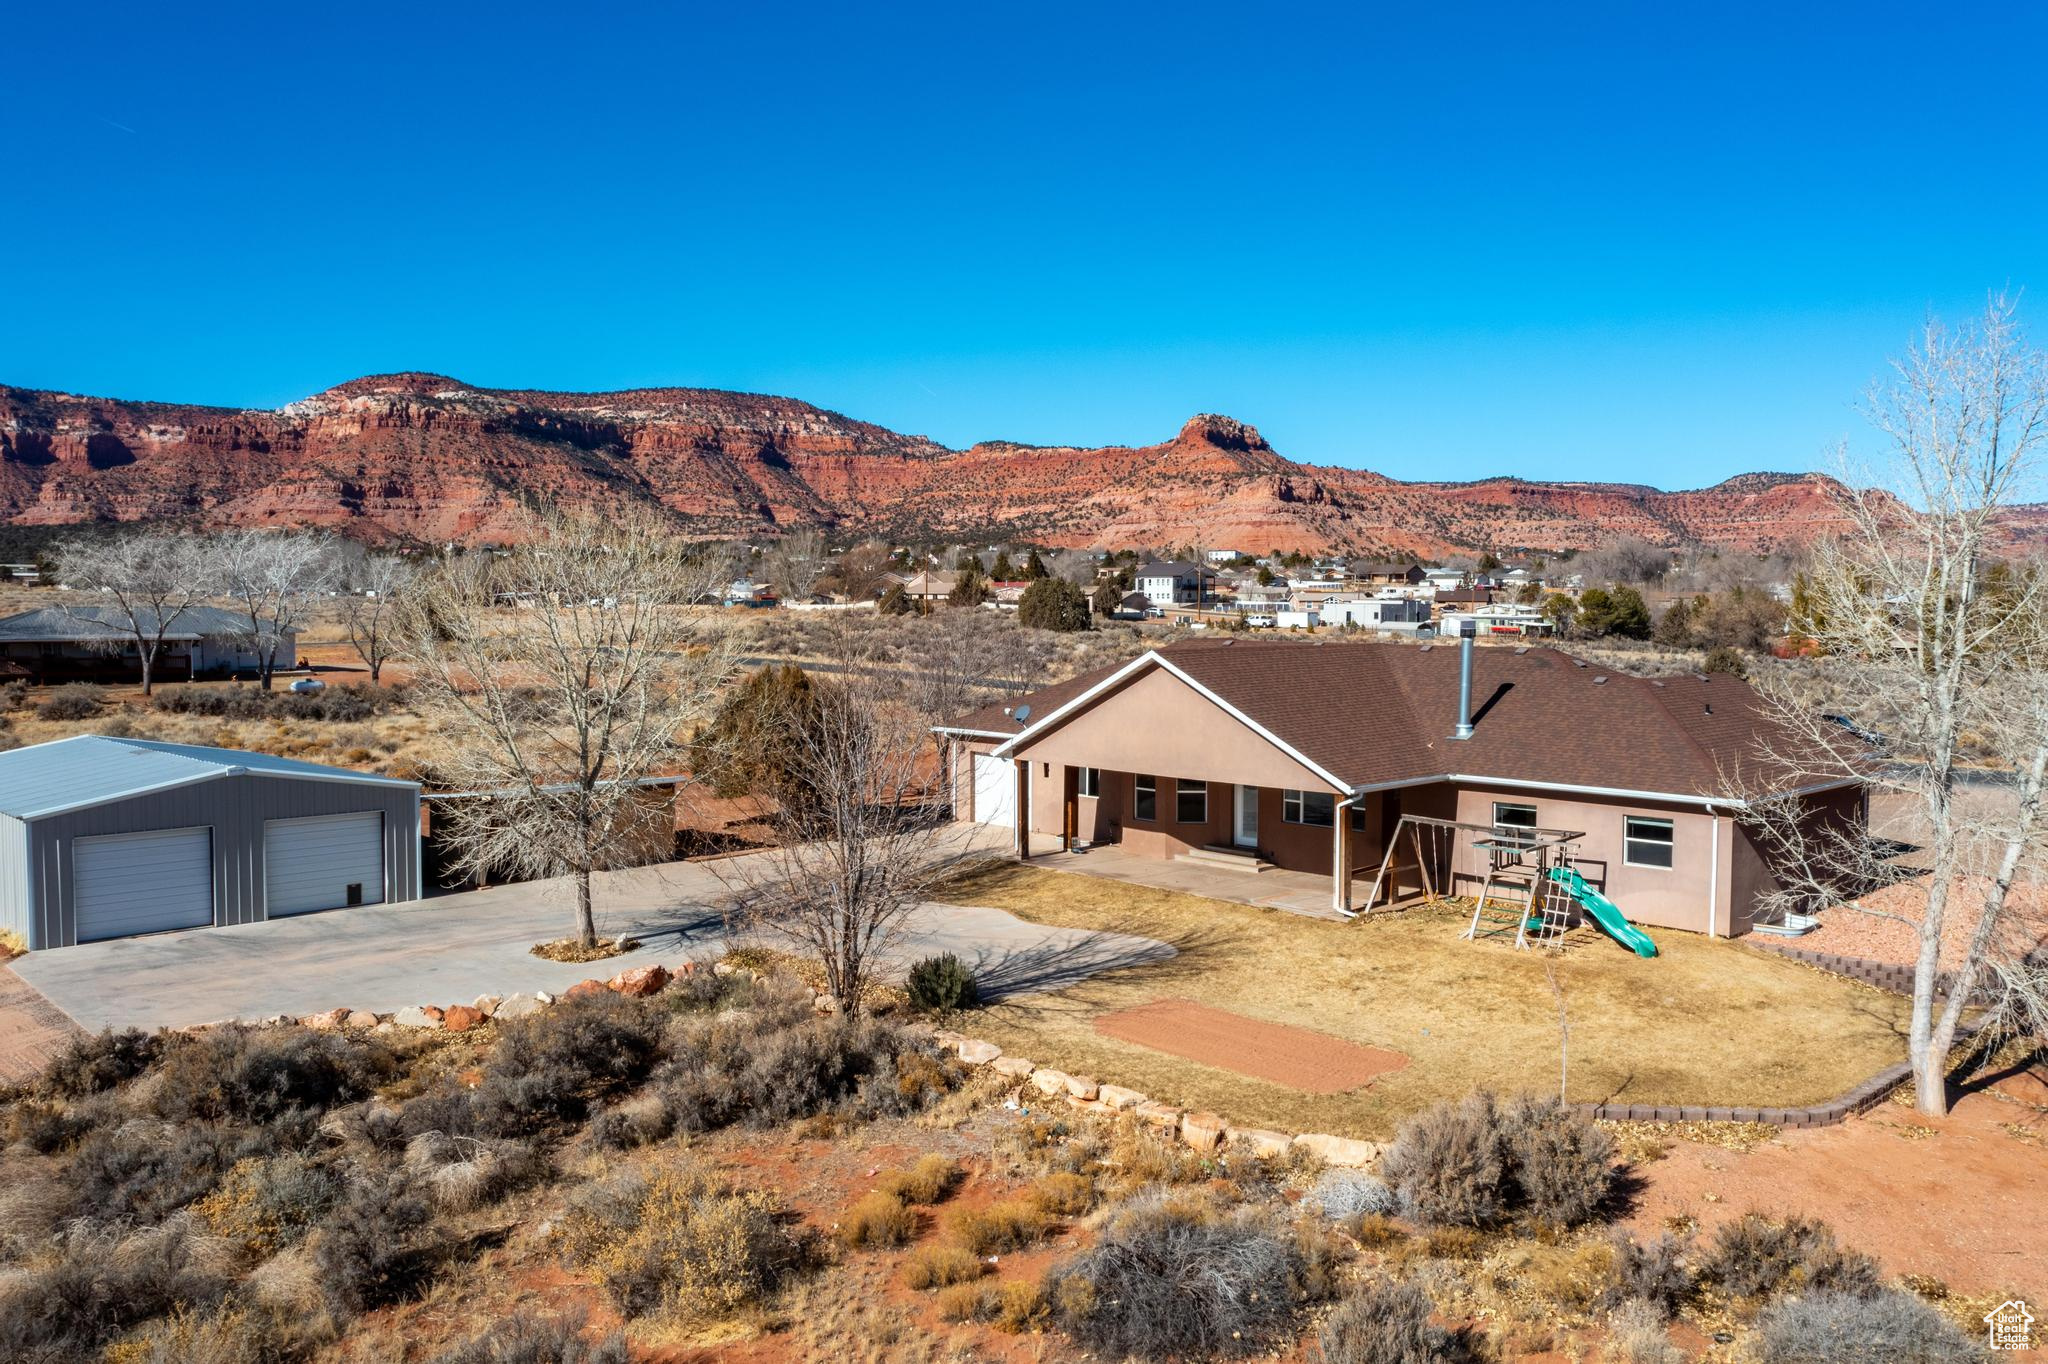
[
  {"x1": 1624, "y1": 1059, "x2": 2048, "y2": 1303},
  {"x1": 1092, "y1": 998, "x2": 1408, "y2": 1094},
  {"x1": 0, "y1": 963, "x2": 83, "y2": 1083}
]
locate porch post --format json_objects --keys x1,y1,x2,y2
[
  {"x1": 1332, "y1": 795, "x2": 1357, "y2": 913},
  {"x1": 1013, "y1": 757, "x2": 1030, "y2": 860}
]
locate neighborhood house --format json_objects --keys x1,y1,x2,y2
[
  {"x1": 937, "y1": 638, "x2": 1862, "y2": 937},
  {"x1": 0, "y1": 604, "x2": 295, "y2": 682}
]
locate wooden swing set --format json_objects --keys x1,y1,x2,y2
[{"x1": 1354, "y1": 812, "x2": 1586, "y2": 950}]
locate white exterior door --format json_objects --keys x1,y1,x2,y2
[
  {"x1": 971, "y1": 754, "x2": 1016, "y2": 828},
  {"x1": 74, "y1": 827, "x2": 214, "y2": 942},
  {"x1": 1234, "y1": 785, "x2": 1259, "y2": 848},
  {"x1": 264, "y1": 812, "x2": 385, "y2": 917}
]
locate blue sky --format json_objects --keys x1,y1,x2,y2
[{"x1": 3, "y1": 3, "x2": 2041, "y2": 487}]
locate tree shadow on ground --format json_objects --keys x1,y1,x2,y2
[{"x1": 969, "y1": 918, "x2": 1238, "y2": 1012}]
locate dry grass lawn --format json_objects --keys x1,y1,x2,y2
[{"x1": 941, "y1": 862, "x2": 1914, "y2": 1140}]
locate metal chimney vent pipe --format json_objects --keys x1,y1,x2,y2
[{"x1": 1452, "y1": 632, "x2": 1475, "y2": 740}]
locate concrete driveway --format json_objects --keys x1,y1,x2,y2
[{"x1": 11, "y1": 854, "x2": 1174, "y2": 1033}]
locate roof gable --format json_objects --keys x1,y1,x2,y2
[{"x1": 0, "y1": 734, "x2": 418, "y2": 819}]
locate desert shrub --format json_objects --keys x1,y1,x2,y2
[
  {"x1": 36, "y1": 1026, "x2": 162, "y2": 1097},
  {"x1": 1312, "y1": 1169, "x2": 1397, "y2": 1221},
  {"x1": 589, "y1": 1093, "x2": 674, "y2": 1151},
  {"x1": 430, "y1": 1309, "x2": 630, "y2": 1364},
  {"x1": 563, "y1": 1165, "x2": 810, "y2": 1320},
  {"x1": 935, "y1": 1281, "x2": 996, "y2": 1323},
  {"x1": 876, "y1": 1153, "x2": 962, "y2": 1205},
  {"x1": 1027, "y1": 1171, "x2": 1096, "y2": 1217},
  {"x1": 1601, "y1": 1298, "x2": 1687, "y2": 1364},
  {"x1": 1314, "y1": 1277, "x2": 1468, "y2": 1364},
  {"x1": 1756, "y1": 1287, "x2": 1981, "y2": 1364},
  {"x1": 654, "y1": 1008, "x2": 957, "y2": 1135},
  {"x1": 65, "y1": 1120, "x2": 242, "y2": 1227},
  {"x1": 0, "y1": 1218, "x2": 233, "y2": 1363},
  {"x1": 1696, "y1": 1213, "x2": 1885, "y2": 1302},
  {"x1": 403, "y1": 1132, "x2": 544, "y2": 1212},
  {"x1": 0, "y1": 678, "x2": 26, "y2": 710},
  {"x1": 153, "y1": 683, "x2": 409, "y2": 722},
  {"x1": 1351, "y1": 1213, "x2": 1407, "y2": 1249},
  {"x1": 905, "y1": 953, "x2": 980, "y2": 1013},
  {"x1": 194, "y1": 1153, "x2": 343, "y2": 1255},
  {"x1": 311, "y1": 1173, "x2": 437, "y2": 1317},
  {"x1": 468, "y1": 992, "x2": 666, "y2": 1133},
  {"x1": 1380, "y1": 1092, "x2": 1613, "y2": 1230},
  {"x1": 992, "y1": 1279, "x2": 1050, "y2": 1332},
  {"x1": 841, "y1": 1191, "x2": 919, "y2": 1249},
  {"x1": 1601, "y1": 1232, "x2": 1693, "y2": 1320},
  {"x1": 38, "y1": 682, "x2": 105, "y2": 720},
  {"x1": 1044, "y1": 1193, "x2": 1327, "y2": 1359},
  {"x1": 903, "y1": 1244, "x2": 986, "y2": 1291},
  {"x1": 152, "y1": 1025, "x2": 394, "y2": 1128},
  {"x1": 1099, "y1": 1117, "x2": 1207, "y2": 1195},
  {"x1": 945, "y1": 1198, "x2": 1050, "y2": 1255},
  {"x1": 4, "y1": 1098, "x2": 100, "y2": 1153},
  {"x1": 109, "y1": 1301, "x2": 311, "y2": 1364}
]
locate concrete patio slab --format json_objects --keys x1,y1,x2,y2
[
  {"x1": 1022, "y1": 832, "x2": 1350, "y2": 920},
  {"x1": 13, "y1": 848, "x2": 1173, "y2": 1033}
]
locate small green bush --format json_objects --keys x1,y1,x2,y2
[{"x1": 905, "y1": 953, "x2": 980, "y2": 1013}]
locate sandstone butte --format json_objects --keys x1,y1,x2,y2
[{"x1": 0, "y1": 371, "x2": 1996, "y2": 556}]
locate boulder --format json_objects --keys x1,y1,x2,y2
[
  {"x1": 494, "y1": 993, "x2": 549, "y2": 1020},
  {"x1": 1230, "y1": 1127, "x2": 1294, "y2": 1159},
  {"x1": 473, "y1": 994, "x2": 503, "y2": 1017},
  {"x1": 1028, "y1": 1068, "x2": 1071, "y2": 1097},
  {"x1": 1097, "y1": 1084, "x2": 1147, "y2": 1110},
  {"x1": 712, "y1": 960, "x2": 737, "y2": 976},
  {"x1": 564, "y1": 979, "x2": 610, "y2": 1000},
  {"x1": 301, "y1": 1008, "x2": 350, "y2": 1031},
  {"x1": 954, "y1": 1039, "x2": 1002, "y2": 1066},
  {"x1": 343, "y1": 1010, "x2": 381, "y2": 1030},
  {"x1": 1291, "y1": 1133, "x2": 1381, "y2": 1168},
  {"x1": 441, "y1": 1005, "x2": 486, "y2": 1033},
  {"x1": 609, "y1": 964, "x2": 670, "y2": 998},
  {"x1": 393, "y1": 1005, "x2": 441, "y2": 1029},
  {"x1": 1181, "y1": 1111, "x2": 1227, "y2": 1152},
  {"x1": 1064, "y1": 1074, "x2": 1100, "y2": 1102},
  {"x1": 812, "y1": 992, "x2": 842, "y2": 1015},
  {"x1": 1135, "y1": 1102, "x2": 1182, "y2": 1133},
  {"x1": 990, "y1": 1056, "x2": 1036, "y2": 1079}
]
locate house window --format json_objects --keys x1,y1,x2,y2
[
  {"x1": 1624, "y1": 816, "x2": 1675, "y2": 869},
  {"x1": 1492, "y1": 802, "x2": 1538, "y2": 847},
  {"x1": 1283, "y1": 789, "x2": 1335, "y2": 827},
  {"x1": 1134, "y1": 776, "x2": 1157, "y2": 822},
  {"x1": 1176, "y1": 779, "x2": 1207, "y2": 824},
  {"x1": 1077, "y1": 767, "x2": 1100, "y2": 798}
]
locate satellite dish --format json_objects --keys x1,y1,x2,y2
[{"x1": 1013, "y1": 704, "x2": 1032, "y2": 723}]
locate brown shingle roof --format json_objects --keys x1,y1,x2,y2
[{"x1": 949, "y1": 639, "x2": 1839, "y2": 800}]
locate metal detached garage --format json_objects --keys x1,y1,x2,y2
[{"x1": 0, "y1": 734, "x2": 422, "y2": 950}]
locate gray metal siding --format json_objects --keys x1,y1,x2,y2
[
  {"x1": 23, "y1": 773, "x2": 420, "y2": 949},
  {"x1": 0, "y1": 815, "x2": 26, "y2": 945}
]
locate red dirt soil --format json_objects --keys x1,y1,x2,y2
[
  {"x1": 1625, "y1": 1063, "x2": 2048, "y2": 1299},
  {"x1": 1093, "y1": 998, "x2": 1408, "y2": 1094}
]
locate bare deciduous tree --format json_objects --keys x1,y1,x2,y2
[
  {"x1": 1738, "y1": 294, "x2": 2048, "y2": 1116},
  {"x1": 716, "y1": 669, "x2": 976, "y2": 1011},
  {"x1": 54, "y1": 530, "x2": 217, "y2": 694},
  {"x1": 215, "y1": 530, "x2": 340, "y2": 689},
  {"x1": 399, "y1": 509, "x2": 733, "y2": 949},
  {"x1": 338, "y1": 546, "x2": 416, "y2": 683}
]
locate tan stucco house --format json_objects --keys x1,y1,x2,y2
[{"x1": 935, "y1": 638, "x2": 1863, "y2": 937}]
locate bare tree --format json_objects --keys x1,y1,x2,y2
[
  {"x1": 54, "y1": 530, "x2": 217, "y2": 694},
  {"x1": 215, "y1": 530, "x2": 341, "y2": 689},
  {"x1": 716, "y1": 671, "x2": 974, "y2": 1010},
  {"x1": 1737, "y1": 294, "x2": 2048, "y2": 1116},
  {"x1": 338, "y1": 546, "x2": 416, "y2": 683},
  {"x1": 758, "y1": 528, "x2": 830, "y2": 602},
  {"x1": 399, "y1": 509, "x2": 733, "y2": 949}
]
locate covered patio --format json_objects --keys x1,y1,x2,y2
[{"x1": 1021, "y1": 830, "x2": 1353, "y2": 920}]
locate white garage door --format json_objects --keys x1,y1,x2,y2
[
  {"x1": 971, "y1": 754, "x2": 1015, "y2": 828},
  {"x1": 74, "y1": 827, "x2": 215, "y2": 943},
  {"x1": 265, "y1": 812, "x2": 385, "y2": 917}
]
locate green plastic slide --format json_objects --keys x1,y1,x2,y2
[{"x1": 1547, "y1": 866, "x2": 1658, "y2": 958}]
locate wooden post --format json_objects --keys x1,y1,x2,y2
[
  {"x1": 1332, "y1": 797, "x2": 1355, "y2": 913},
  {"x1": 1013, "y1": 757, "x2": 1030, "y2": 860}
]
